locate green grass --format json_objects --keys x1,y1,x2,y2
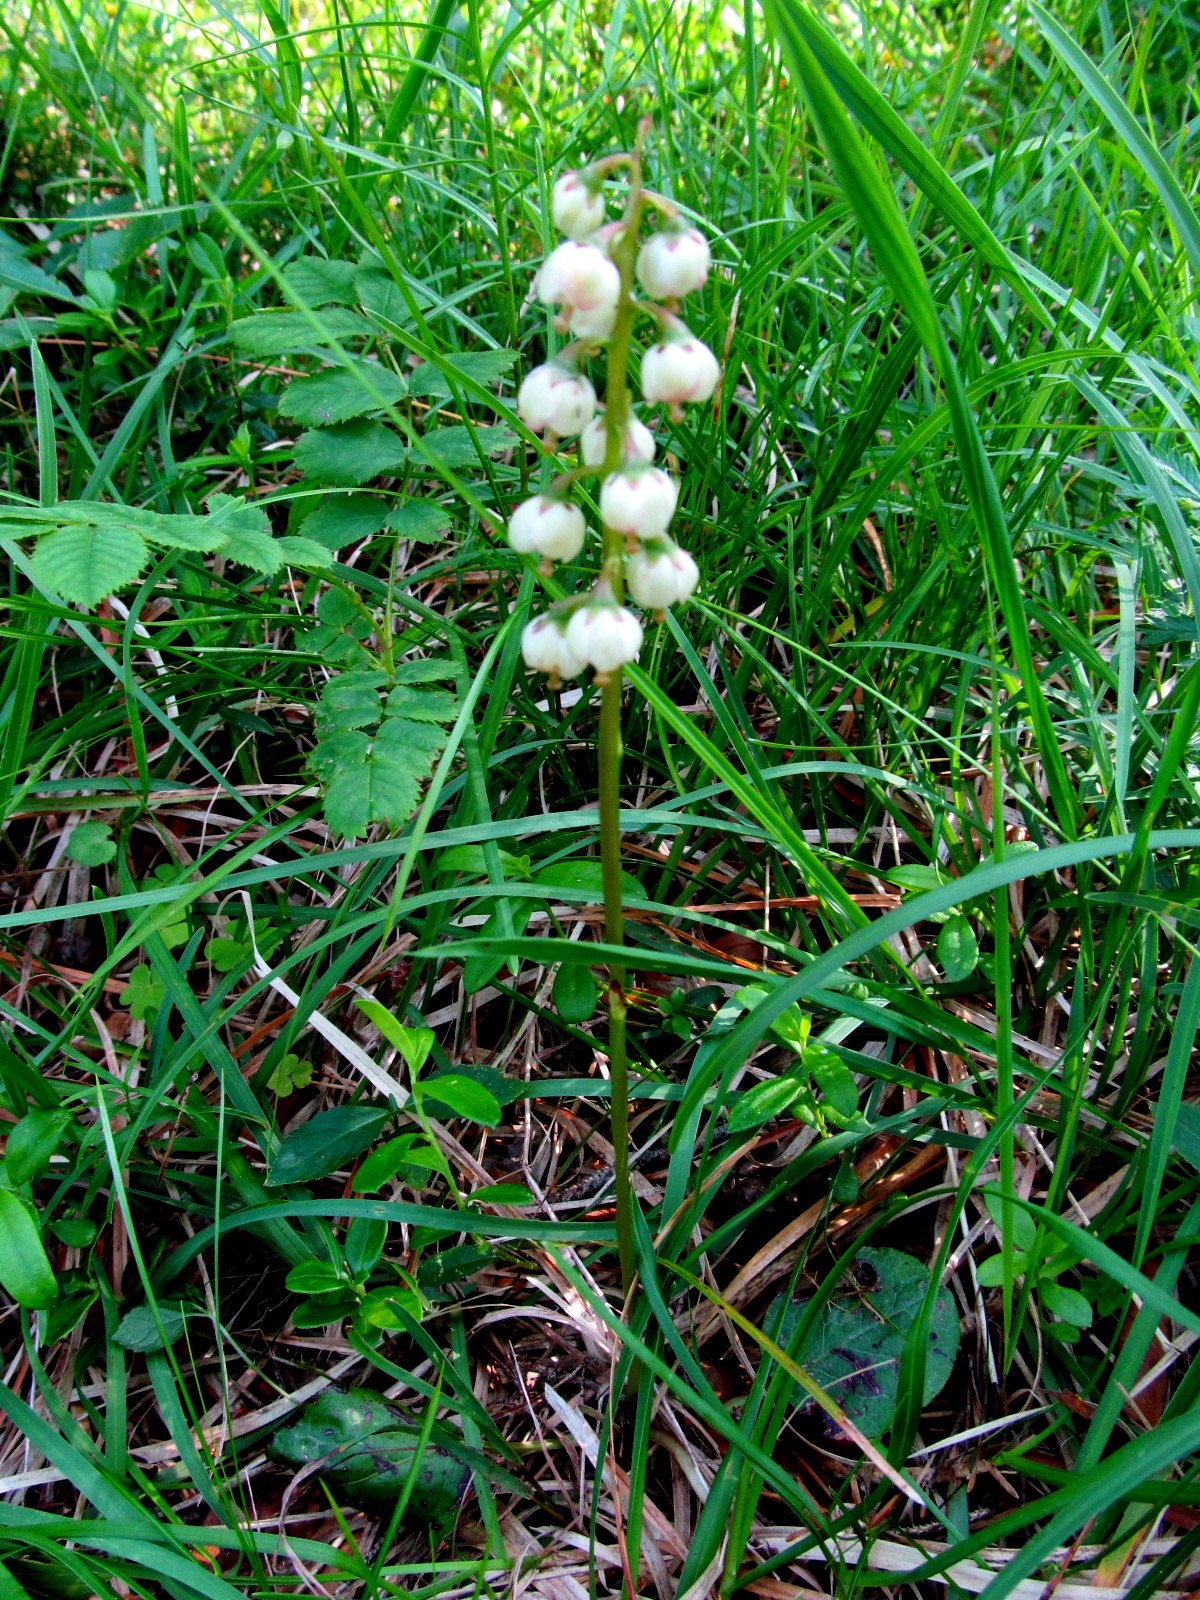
[{"x1": 1, "y1": 0, "x2": 1200, "y2": 1595}]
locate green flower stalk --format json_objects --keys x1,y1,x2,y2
[{"x1": 512, "y1": 127, "x2": 718, "y2": 1298}]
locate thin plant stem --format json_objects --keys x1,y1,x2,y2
[{"x1": 596, "y1": 124, "x2": 648, "y2": 1299}]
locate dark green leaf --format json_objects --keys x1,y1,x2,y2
[
  {"x1": 385, "y1": 500, "x2": 451, "y2": 542},
  {"x1": 353, "y1": 1135, "x2": 441, "y2": 1192},
  {"x1": 227, "y1": 308, "x2": 370, "y2": 355},
  {"x1": 5, "y1": 1109, "x2": 71, "y2": 1186},
  {"x1": 113, "y1": 1301, "x2": 188, "y2": 1351},
  {"x1": 0, "y1": 1191, "x2": 57, "y2": 1307},
  {"x1": 553, "y1": 962, "x2": 598, "y2": 1023},
  {"x1": 300, "y1": 493, "x2": 389, "y2": 550},
  {"x1": 279, "y1": 363, "x2": 408, "y2": 426},
  {"x1": 937, "y1": 915, "x2": 979, "y2": 981},
  {"x1": 725, "y1": 1074, "x2": 806, "y2": 1134},
  {"x1": 266, "y1": 1105, "x2": 391, "y2": 1186},
  {"x1": 406, "y1": 349, "x2": 516, "y2": 400},
  {"x1": 293, "y1": 420, "x2": 407, "y2": 485},
  {"x1": 419, "y1": 1073, "x2": 501, "y2": 1127},
  {"x1": 283, "y1": 257, "x2": 360, "y2": 306}
]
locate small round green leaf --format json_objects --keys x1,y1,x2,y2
[
  {"x1": 0, "y1": 1191, "x2": 57, "y2": 1307},
  {"x1": 937, "y1": 915, "x2": 980, "y2": 982},
  {"x1": 552, "y1": 962, "x2": 598, "y2": 1023}
]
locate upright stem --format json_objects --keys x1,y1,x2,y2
[{"x1": 597, "y1": 129, "x2": 647, "y2": 1300}]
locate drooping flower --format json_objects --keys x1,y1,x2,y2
[
  {"x1": 599, "y1": 465, "x2": 678, "y2": 540},
  {"x1": 568, "y1": 300, "x2": 618, "y2": 342},
  {"x1": 517, "y1": 363, "x2": 596, "y2": 436},
  {"x1": 551, "y1": 171, "x2": 606, "y2": 240},
  {"x1": 642, "y1": 333, "x2": 720, "y2": 406},
  {"x1": 507, "y1": 496, "x2": 586, "y2": 562},
  {"x1": 626, "y1": 540, "x2": 699, "y2": 609},
  {"x1": 521, "y1": 613, "x2": 585, "y2": 680},
  {"x1": 566, "y1": 599, "x2": 644, "y2": 675},
  {"x1": 536, "y1": 241, "x2": 620, "y2": 313},
  {"x1": 580, "y1": 412, "x2": 656, "y2": 468},
  {"x1": 636, "y1": 226, "x2": 710, "y2": 300}
]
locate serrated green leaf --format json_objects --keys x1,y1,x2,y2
[
  {"x1": 283, "y1": 256, "x2": 360, "y2": 306},
  {"x1": 31, "y1": 523, "x2": 147, "y2": 606},
  {"x1": 66, "y1": 820, "x2": 116, "y2": 866},
  {"x1": 414, "y1": 424, "x2": 514, "y2": 471},
  {"x1": 275, "y1": 534, "x2": 334, "y2": 569},
  {"x1": 393, "y1": 656, "x2": 456, "y2": 684},
  {"x1": 406, "y1": 349, "x2": 516, "y2": 401},
  {"x1": 385, "y1": 686, "x2": 458, "y2": 722},
  {"x1": 279, "y1": 362, "x2": 408, "y2": 427},
  {"x1": 318, "y1": 717, "x2": 445, "y2": 839},
  {"x1": 299, "y1": 493, "x2": 389, "y2": 549},
  {"x1": 203, "y1": 493, "x2": 284, "y2": 572},
  {"x1": 228, "y1": 308, "x2": 370, "y2": 355},
  {"x1": 294, "y1": 420, "x2": 408, "y2": 485},
  {"x1": 317, "y1": 671, "x2": 386, "y2": 735},
  {"x1": 384, "y1": 500, "x2": 451, "y2": 542}
]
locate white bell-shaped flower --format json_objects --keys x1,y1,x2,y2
[
  {"x1": 517, "y1": 363, "x2": 596, "y2": 437},
  {"x1": 599, "y1": 465, "x2": 678, "y2": 539},
  {"x1": 580, "y1": 413, "x2": 656, "y2": 468},
  {"x1": 507, "y1": 496, "x2": 586, "y2": 562},
  {"x1": 566, "y1": 600, "x2": 643, "y2": 676},
  {"x1": 551, "y1": 172, "x2": 606, "y2": 240},
  {"x1": 568, "y1": 300, "x2": 618, "y2": 341},
  {"x1": 626, "y1": 540, "x2": 699, "y2": 610},
  {"x1": 636, "y1": 226, "x2": 711, "y2": 300},
  {"x1": 642, "y1": 334, "x2": 719, "y2": 405},
  {"x1": 536, "y1": 241, "x2": 620, "y2": 313},
  {"x1": 521, "y1": 614, "x2": 584, "y2": 680}
]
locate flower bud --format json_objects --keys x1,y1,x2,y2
[
  {"x1": 568, "y1": 300, "x2": 618, "y2": 341},
  {"x1": 536, "y1": 241, "x2": 620, "y2": 313},
  {"x1": 580, "y1": 413, "x2": 656, "y2": 468},
  {"x1": 636, "y1": 226, "x2": 711, "y2": 300},
  {"x1": 566, "y1": 601, "x2": 644, "y2": 675},
  {"x1": 551, "y1": 172, "x2": 606, "y2": 240},
  {"x1": 507, "y1": 496, "x2": 586, "y2": 562},
  {"x1": 521, "y1": 614, "x2": 584, "y2": 681},
  {"x1": 626, "y1": 540, "x2": 699, "y2": 610},
  {"x1": 642, "y1": 335, "x2": 720, "y2": 405},
  {"x1": 517, "y1": 363, "x2": 596, "y2": 437},
  {"x1": 599, "y1": 465, "x2": 678, "y2": 540}
]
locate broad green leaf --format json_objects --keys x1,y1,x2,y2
[
  {"x1": 113, "y1": 1301, "x2": 188, "y2": 1351},
  {"x1": 418, "y1": 1073, "x2": 501, "y2": 1127},
  {"x1": 725, "y1": 1074, "x2": 807, "y2": 1134},
  {"x1": 0, "y1": 1192, "x2": 57, "y2": 1307},
  {"x1": 345, "y1": 1216, "x2": 388, "y2": 1277},
  {"x1": 358, "y1": 1287, "x2": 424, "y2": 1328},
  {"x1": 976, "y1": 1253, "x2": 1029, "y2": 1287},
  {"x1": 552, "y1": 962, "x2": 598, "y2": 1023},
  {"x1": 279, "y1": 362, "x2": 408, "y2": 426},
  {"x1": 772, "y1": 1247, "x2": 959, "y2": 1438},
  {"x1": 300, "y1": 493, "x2": 389, "y2": 549},
  {"x1": 203, "y1": 494, "x2": 284, "y2": 572},
  {"x1": 355, "y1": 1002, "x2": 434, "y2": 1072},
  {"x1": 437, "y1": 844, "x2": 529, "y2": 878},
  {"x1": 416, "y1": 1244, "x2": 495, "y2": 1286},
  {"x1": 1173, "y1": 1101, "x2": 1200, "y2": 1173},
  {"x1": 285, "y1": 1259, "x2": 345, "y2": 1294},
  {"x1": 353, "y1": 1135, "x2": 440, "y2": 1192},
  {"x1": 468, "y1": 1183, "x2": 533, "y2": 1207},
  {"x1": 292, "y1": 1288, "x2": 360, "y2": 1327},
  {"x1": 806, "y1": 1044, "x2": 858, "y2": 1118},
  {"x1": 392, "y1": 656, "x2": 456, "y2": 684},
  {"x1": 937, "y1": 915, "x2": 979, "y2": 981},
  {"x1": 1041, "y1": 1282, "x2": 1093, "y2": 1330},
  {"x1": 275, "y1": 535, "x2": 334, "y2": 569},
  {"x1": 265, "y1": 1105, "x2": 391, "y2": 1186},
  {"x1": 31, "y1": 523, "x2": 147, "y2": 606},
  {"x1": 66, "y1": 820, "x2": 116, "y2": 866},
  {"x1": 985, "y1": 1190, "x2": 1038, "y2": 1252},
  {"x1": 385, "y1": 500, "x2": 451, "y2": 542},
  {"x1": 293, "y1": 420, "x2": 407, "y2": 485},
  {"x1": 269, "y1": 1387, "x2": 467, "y2": 1524},
  {"x1": 5, "y1": 1109, "x2": 71, "y2": 1186},
  {"x1": 185, "y1": 234, "x2": 226, "y2": 280}
]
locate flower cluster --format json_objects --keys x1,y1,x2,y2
[{"x1": 508, "y1": 158, "x2": 718, "y2": 685}]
